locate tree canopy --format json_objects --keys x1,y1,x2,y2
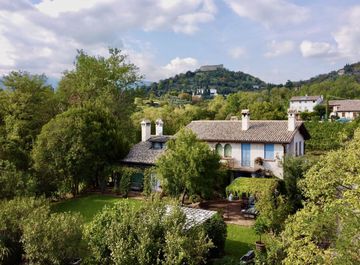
[
  {"x1": 279, "y1": 129, "x2": 360, "y2": 264},
  {"x1": 32, "y1": 105, "x2": 130, "y2": 195},
  {"x1": 157, "y1": 129, "x2": 223, "y2": 203}
]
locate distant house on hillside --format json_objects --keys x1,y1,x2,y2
[
  {"x1": 122, "y1": 110, "x2": 310, "y2": 188},
  {"x1": 329, "y1": 100, "x2": 360, "y2": 120},
  {"x1": 289, "y1": 95, "x2": 323, "y2": 113},
  {"x1": 193, "y1": 88, "x2": 218, "y2": 98},
  {"x1": 199, "y1": 64, "x2": 224, "y2": 72}
]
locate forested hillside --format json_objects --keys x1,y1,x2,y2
[
  {"x1": 292, "y1": 61, "x2": 360, "y2": 88},
  {"x1": 146, "y1": 67, "x2": 266, "y2": 96}
]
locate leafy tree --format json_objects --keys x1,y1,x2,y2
[
  {"x1": 279, "y1": 129, "x2": 360, "y2": 264},
  {"x1": 57, "y1": 49, "x2": 141, "y2": 143},
  {"x1": 282, "y1": 156, "x2": 316, "y2": 213},
  {"x1": 157, "y1": 129, "x2": 222, "y2": 203},
  {"x1": 0, "y1": 71, "x2": 57, "y2": 170},
  {"x1": 0, "y1": 160, "x2": 27, "y2": 199},
  {"x1": 32, "y1": 105, "x2": 130, "y2": 196},
  {"x1": 84, "y1": 200, "x2": 213, "y2": 265}
]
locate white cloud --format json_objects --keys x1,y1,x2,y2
[
  {"x1": 299, "y1": 40, "x2": 335, "y2": 58},
  {"x1": 229, "y1": 47, "x2": 246, "y2": 59},
  {"x1": 333, "y1": 6, "x2": 360, "y2": 60},
  {"x1": 35, "y1": 0, "x2": 109, "y2": 17},
  {"x1": 0, "y1": 0, "x2": 215, "y2": 79},
  {"x1": 299, "y1": 6, "x2": 360, "y2": 61},
  {"x1": 225, "y1": 0, "x2": 309, "y2": 28},
  {"x1": 162, "y1": 57, "x2": 199, "y2": 78},
  {"x1": 264, "y1": 40, "x2": 294, "y2": 58}
]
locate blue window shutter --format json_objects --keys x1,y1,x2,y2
[{"x1": 264, "y1": 144, "x2": 274, "y2": 160}]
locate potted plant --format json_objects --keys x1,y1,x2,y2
[
  {"x1": 253, "y1": 217, "x2": 268, "y2": 252},
  {"x1": 254, "y1": 157, "x2": 264, "y2": 166}
]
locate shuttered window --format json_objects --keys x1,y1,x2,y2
[{"x1": 264, "y1": 144, "x2": 274, "y2": 160}]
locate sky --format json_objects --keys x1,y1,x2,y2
[{"x1": 0, "y1": 0, "x2": 360, "y2": 84}]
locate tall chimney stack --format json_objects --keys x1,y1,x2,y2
[
  {"x1": 288, "y1": 109, "x2": 296, "y2": 131},
  {"x1": 241, "y1": 109, "x2": 250, "y2": 131},
  {"x1": 141, "y1": 119, "x2": 151, "y2": 142},
  {"x1": 155, "y1": 118, "x2": 163, "y2": 136}
]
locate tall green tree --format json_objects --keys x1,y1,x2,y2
[
  {"x1": 57, "y1": 48, "x2": 141, "y2": 142},
  {"x1": 157, "y1": 129, "x2": 222, "y2": 203},
  {"x1": 32, "y1": 105, "x2": 130, "y2": 196},
  {"x1": 279, "y1": 129, "x2": 360, "y2": 264},
  {"x1": 0, "y1": 71, "x2": 57, "y2": 170}
]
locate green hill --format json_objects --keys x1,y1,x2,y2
[
  {"x1": 293, "y1": 62, "x2": 360, "y2": 87},
  {"x1": 146, "y1": 67, "x2": 266, "y2": 96}
]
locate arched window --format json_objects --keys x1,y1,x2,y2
[
  {"x1": 215, "y1": 143, "x2": 223, "y2": 156},
  {"x1": 224, "y1": 144, "x2": 232, "y2": 157}
]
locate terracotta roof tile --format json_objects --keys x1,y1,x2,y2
[{"x1": 186, "y1": 120, "x2": 306, "y2": 143}]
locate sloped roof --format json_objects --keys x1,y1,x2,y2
[
  {"x1": 122, "y1": 138, "x2": 167, "y2": 165},
  {"x1": 290, "y1": 95, "x2": 322, "y2": 102},
  {"x1": 166, "y1": 206, "x2": 217, "y2": 229},
  {"x1": 329, "y1": 100, "x2": 360, "y2": 111},
  {"x1": 186, "y1": 120, "x2": 310, "y2": 143}
]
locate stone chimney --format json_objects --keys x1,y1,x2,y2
[
  {"x1": 241, "y1": 109, "x2": 250, "y2": 131},
  {"x1": 155, "y1": 118, "x2": 163, "y2": 136},
  {"x1": 141, "y1": 119, "x2": 151, "y2": 142},
  {"x1": 288, "y1": 109, "x2": 296, "y2": 131}
]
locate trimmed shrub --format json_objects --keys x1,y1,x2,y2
[
  {"x1": 84, "y1": 200, "x2": 213, "y2": 265},
  {"x1": 203, "y1": 213, "x2": 227, "y2": 257},
  {"x1": 0, "y1": 197, "x2": 49, "y2": 265},
  {"x1": 21, "y1": 212, "x2": 83, "y2": 265}
]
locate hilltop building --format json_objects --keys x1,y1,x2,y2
[{"x1": 199, "y1": 64, "x2": 224, "y2": 72}]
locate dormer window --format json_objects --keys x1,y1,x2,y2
[{"x1": 152, "y1": 142, "x2": 164, "y2": 150}]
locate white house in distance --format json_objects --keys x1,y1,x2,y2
[
  {"x1": 289, "y1": 95, "x2": 323, "y2": 112},
  {"x1": 122, "y1": 110, "x2": 310, "y2": 181},
  {"x1": 329, "y1": 100, "x2": 360, "y2": 120}
]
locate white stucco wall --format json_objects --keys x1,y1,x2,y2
[
  {"x1": 286, "y1": 131, "x2": 305, "y2": 156},
  {"x1": 290, "y1": 98, "x2": 322, "y2": 112},
  {"x1": 336, "y1": 111, "x2": 359, "y2": 120},
  {"x1": 211, "y1": 142, "x2": 285, "y2": 179}
]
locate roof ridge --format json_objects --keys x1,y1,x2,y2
[{"x1": 190, "y1": 120, "x2": 296, "y2": 123}]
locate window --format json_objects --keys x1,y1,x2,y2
[
  {"x1": 295, "y1": 142, "x2": 298, "y2": 156},
  {"x1": 299, "y1": 141, "x2": 302, "y2": 155},
  {"x1": 224, "y1": 144, "x2": 232, "y2": 157},
  {"x1": 215, "y1": 144, "x2": 223, "y2": 156},
  {"x1": 152, "y1": 142, "x2": 163, "y2": 150},
  {"x1": 264, "y1": 144, "x2": 274, "y2": 160}
]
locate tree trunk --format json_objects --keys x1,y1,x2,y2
[{"x1": 181, "y1": 189, "x2": 187, "y2": 205}]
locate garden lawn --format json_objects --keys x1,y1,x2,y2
[
  {"x1": 52, "y1": 194, "x2": 142, "y2": 222},
  {"x1": 225, "y1": 224, "x2": 257, "y2": 258}
]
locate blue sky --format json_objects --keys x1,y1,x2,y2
[{"x1": 1, "y1": 0, "x2": 360, "y2": 84}]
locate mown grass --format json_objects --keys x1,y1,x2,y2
[
  {"x1": 51, "y1": 194, "x2": 142, "y2": 222},
  {"x1": 225, "y1": 224, "x2": 257, "y2": 258}
]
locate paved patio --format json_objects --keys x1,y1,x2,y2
[{"x1": 195, "y1": 199, "x2": 255, "y2": 226}]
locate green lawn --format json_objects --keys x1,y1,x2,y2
[
  {"x1": 52, "y1": 194, "x2": 142, "y2": 222},
  {"x1": 225, "y1": 224, "x2": 257, "y2": 258},
  {"x1": 52, "y1": 194, "x2": 256, "y2": 261}
]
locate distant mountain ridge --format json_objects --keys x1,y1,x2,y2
[{"x1": 146, "y1": 66, "x2": 266, "y2": 96}]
